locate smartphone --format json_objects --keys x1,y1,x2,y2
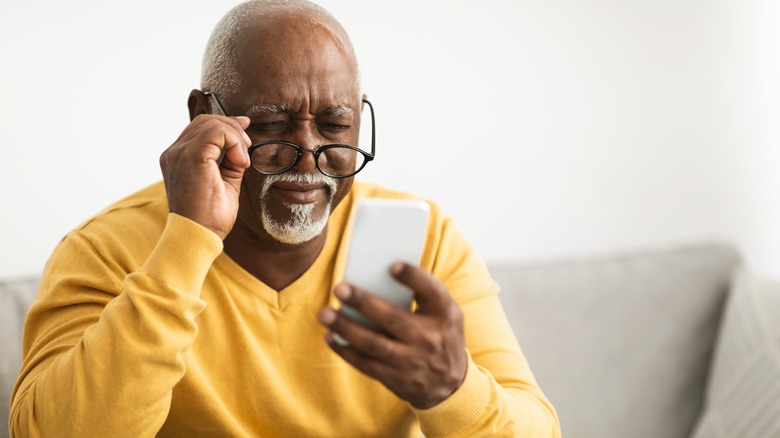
[{"x1": 340, "y1": 198, "x2": 430, "y2": 331}]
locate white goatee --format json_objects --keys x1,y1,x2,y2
[{"x1": 259, "y1": 172, "x2": 337, "y2": 244}]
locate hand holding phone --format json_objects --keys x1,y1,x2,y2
[{"x1": 340, "y1": 198, "x2": 430, "y2": 331}]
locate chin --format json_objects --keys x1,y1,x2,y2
[{"x1": 260, "y1": 201, "x2": 331, "y2": 244}]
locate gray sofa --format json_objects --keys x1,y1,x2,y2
[
  {"x1": 4, "y1": 242, "x2": 777, "y2": 437},
  {"x1": 1, "y1": 276, "x2": 37, "y2": 438}
]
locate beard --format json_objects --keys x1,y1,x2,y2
[{"x1": 259, "y1": 171, "x2": 337, "y2": 245}]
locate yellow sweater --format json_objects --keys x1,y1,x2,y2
[{"x1": 10, "y1": 181, "x2": 560, "y2": 437}]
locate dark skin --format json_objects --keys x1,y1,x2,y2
[
  {"x1": 159, "y1": 9, "x2": 467, "y2": 409},
  {"x1": 182, "y1": 14, "x2": 358, "y2": 290},
  {"x1": 187, "y1": 87, "x2": 339, "y2": 291}
]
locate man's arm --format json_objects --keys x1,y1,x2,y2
[
  {"x1": 10, "y1": 215, "x2": 221, "y2": 437},
  {"x1": 319, "y1": 218, "x2": 561, "y2": 437},
  {"x1": 10, "y1": 112, "x2": 251, "y2": 437}
]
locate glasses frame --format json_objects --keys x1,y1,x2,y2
[{"x1": 203, "y1": 91, "x2": 375, "y2": 179}]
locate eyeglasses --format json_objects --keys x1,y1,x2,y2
[{"x1": 204, "y1": 91, "x2": 375, "y2": 178}]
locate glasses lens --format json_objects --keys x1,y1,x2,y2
[
  {"x1": 251, "y1": 143, "x2": 299, "y2": 173},
  {"x1": 318, "y1": 146, "x2": 366, "y2": 177}
]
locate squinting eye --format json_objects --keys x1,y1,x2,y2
[
  {"x1": 318, "y1": 122, "x2": 351, "y2": 132},
  {"x1": 248, "y1": 121, "x2": 288, "y2": 133}
]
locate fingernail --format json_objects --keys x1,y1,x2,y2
[
  {"x1": 332, "y1": 333, "x2": 350, "y2": 347},
  {"x1": 319, "y1": 307, "x2": 337, "y2": 325},
  {"x1": 334, "y1": 284, "x2": 352, "y2": 301},
  {"x1": 391, "y1": 262, "x2": 404, "y2": 275}
]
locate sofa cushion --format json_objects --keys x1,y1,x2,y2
[
  {"x1": 490, "y1": 243, "x2": 740, "y2": 438},
  {"x1": 1, "y1": 276, "x2": 38, "y2": 438},
  {"x1": 690, "y1": 271, "x2": 780, "y2": 438}
]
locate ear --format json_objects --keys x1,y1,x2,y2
[{"x1": 188, "y1": 89, "x2": 210, "y2": 121}]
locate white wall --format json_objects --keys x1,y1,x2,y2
[{"x1": 1, "y1": 0, "x2": 778, "y2": 278}]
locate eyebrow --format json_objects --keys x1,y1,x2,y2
[
  {"x1": 244, "y1": 104, "x2": 355, "y2": 119},
  {"x1": 245, "y1": 104, "x2": 294, "y2": 117},
  {"x1": 320, "y1": 106, "x2": 354, "y2": 119}
]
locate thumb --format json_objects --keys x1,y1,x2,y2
[
  {"x1": 391, "y1": 262, "x2": 450, "y2": 316},
  {"x1": 235, "y1": 115, "x2": 251, "y2": 130},
  {"x1": 221, "y1": 116, "x2": 252, "y2": 171}
]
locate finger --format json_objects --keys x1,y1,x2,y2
[
  {"x1": 326, "y1": 333, "x2": 406, "y2": 382},
  {"x1": 333, "y1": 283, "x2": 417, "y2": 341},
  {"x1": 175, "y1": 114, "x2": 243, "y2": 144},
  {"x1": 219, "y1": 116, "x2": 251, "y2": 171},
  {"x1": 186, "y1": 115, "x2": 251, "y2": 147},
  {"x1": 171, "y1": 113, "x2": 214, "y2": 143},
  {"x1": 319, "y1": 303, "x2": 410, "y2": 362},
  {"x1": 232, "y1": 115, "x2": 253, "y2": 146},
  {"x1": 182, "y1": 116, "x2": 249, "y2": 167},
  {"x1": 391, "y1": 263, "x2": 451, "y2": 316},
  {"x1": 325, "y1": 331, "x2": 460, "y2": 409}
]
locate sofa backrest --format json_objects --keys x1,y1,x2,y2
[
  {"x1": 1, "y1": 276, "x2": 38, "y2": 438},
  {"x1": 1, "y1": 243, "x2": 741, "y2": 438},
  {"x1": 491, "y1": 242, "x2": 741, "y2": 438}
]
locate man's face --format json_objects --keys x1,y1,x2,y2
[{"x1": 224, "y1": 16, "x2": 361, "y2": 245}]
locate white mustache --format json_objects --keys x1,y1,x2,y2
[{"x1": 260, "y1": 171, "x2": 338, "y2": 201}]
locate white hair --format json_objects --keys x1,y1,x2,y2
[{"x1": 201, "y1": 0, "x2": 359, "y2": 98}]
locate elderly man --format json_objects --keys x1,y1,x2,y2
[{"x1": 10, "y1": 1, "x2": 559, "y2": 437}]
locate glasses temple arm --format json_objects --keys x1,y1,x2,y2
[
  {"x1": 362, "y1": 98, "x2": 376, "y2": 157},
  {"x1": 203, "y1": 91, "x2": 230, "y2": 117}
]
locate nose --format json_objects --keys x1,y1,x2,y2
[
  {"x1": 288, "y1": 122, "x2": 319, "y2": 174},
  {"x1": 293, "y1": 147, "x2": 319, "y2": 174}
]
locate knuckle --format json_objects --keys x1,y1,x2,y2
[
  {"x1": 419, "y1": 331, "x2": 443, "y2": 353},
  {"x1": 364, "y1": 337, "x2": 393, "y2": 359},
  {"x1": 329, "y1": 312, "x2": 349, "y2": 333},
  {"x1": 428, "y1": 356, "x2": 449, "y2": 377},
  {"x1": 192, "y1": 113, "x2": 213, "y2": 123},
  {"x1": 228, "y1": 118, "x2": 245, "y2": 132},
  {"x1": 447, "y1": 303, "x2": 464, "y2": 325},
  {"x1": 382, "y1": 310, "x2": 406, "y2": 333},
  {"x1": 346, "y1": 286, "x2": 367, "y2": 308},
  {"x1": 432, "y1": 281, "x2": 449, "y2": 299},
  {"x1": 197, "y1": 123, "x2": 220, "y2": 139}
]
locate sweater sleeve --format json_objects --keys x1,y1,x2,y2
[
  {"x1": 413, "y1": 217, "x2": 561, "y2": 437},
  {"x1": 9, "y1": 213, "x2": 223, "y2": 438},
  {"x1": 413, "y1": 301, "x2": 561, "y2": 437}
]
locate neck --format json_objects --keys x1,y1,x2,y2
[{"x1": 223, "y1": 220, "x2": 327, "y2": 291}]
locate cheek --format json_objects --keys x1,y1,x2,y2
[
  {"x1": 241, "y1": 173, "x2": 266, "y2": 208},
  {"x1": 331, "y1": 178, "x2": 354, "y2": 207}
]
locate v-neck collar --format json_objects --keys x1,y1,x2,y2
[{"x1": 212, "y1": 193, "x2": 356, "y2": 310}]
